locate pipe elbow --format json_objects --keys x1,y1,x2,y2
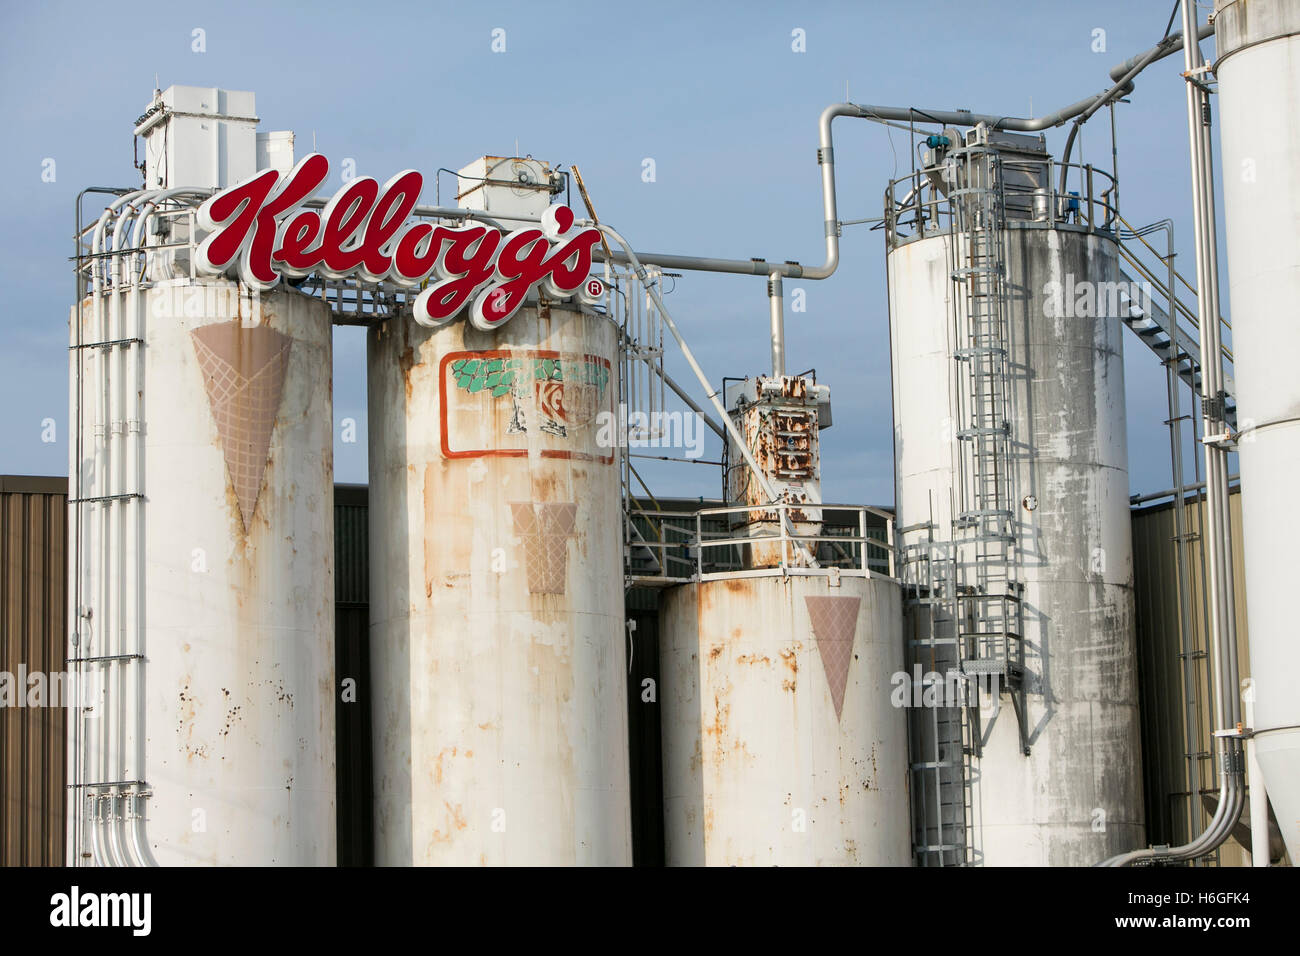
[{"x1": 818, "y1": 102, "x2": 862, "y2": 145}]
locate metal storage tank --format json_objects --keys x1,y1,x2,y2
[
  {"x1": 887, "y1": 128, "x2": 1142, "y2": 865},
  {"x1": 69, "y1": 278, "x2": 337, "y2": 866},
  {"x1": 367, "y1": 302, "x2": 631, "y2": 866},
  {"x1": 1213, "y1": 0, "x2": 1300, "y2": 865},
  {"x1": 658, "y1": 375, "x2": 909, "y2": 866},
  {"x1": 659, "y1": 574, "x2": 910, "y2": 865}
]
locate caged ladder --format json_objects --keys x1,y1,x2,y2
[
  {"x1": 902, "y1": 529, "x2": 978, "y2": 866},
  {"x1": 948, "y1": 145, "x2": 1029, "y2": 758}
]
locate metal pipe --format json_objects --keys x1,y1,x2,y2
[
  {"x1": 768, "y1": 272, "x2": 785, "y2": 376},
  {"x1": 1152, "y1": 218, "x2": 1202, "y2": 858},
  {"x1": 86, "y1": 194, "x2": 138, "y2": 866},
  {"x1": 594, "y1": 223, "x2": 815, "y2": 565},
  {"x1": 74, "y1": 189, "x2": 184, "y2": 867},
  {"x1": 125, "y1": 196, "x2": 167, "y2": 868},
  {"x1": 1100, "y1": 3, "x2": 1244, "y2": 866},
  {"x1": 107, "y1": 203, "x2": 138, "y2": 868},
  {"x1": 612, "y1": 323, "x2": 725, "y2": 438},
  {"x1": 595, "y1": 26, "x2": 1214, "y2": 286},
  {"x1": 69, "y1": 187, "x2": 128, "y2": 864},
  {"x1": 1243, "y1": 689, "x2": 1270, "y2": 866},
  {"x1": 1057, "y1": 37, "x2": 1180, "y2": 195},
  {"x1": 655, "y1": 362, "x2": 725, "y2": 439}
]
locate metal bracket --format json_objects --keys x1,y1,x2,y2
[{"x1": 1201, "y1": 432, "x2": 1237, "y2": 450}]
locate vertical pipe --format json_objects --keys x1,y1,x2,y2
[
  {"x1": 1243, "y1": 690, "x2": 1269, "y2": 866},
  {"x1": 1103, "y1": 1, "x2": 1245, "y2": 865},
  {"x1": 768, "y1": 272, "x2": 785, "y2": 377},
  {"x1": 1181, "y1": 0, "x2": 1239, "y2": 738},
  {"x1": 1161, "y1": 225, "x2": 1201, "y2": 857}
]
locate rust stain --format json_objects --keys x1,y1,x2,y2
[
  {"x1": 735, "y1": 653, "x2": 771, "y2": 666},
  {"x1": 430, "y1": 801, "x2": 468, "y2": 846},
  {"x1": 399, "y1": 344, "x2": 416, "y2": 403},
  {"x1": 177, "y1": 680, "x2": 205, "y2": 759},
  {"x1": 703, "y1": 691, "x2": 729, "y2": 741},
  {"x1": 530, "y1": 469, "x2": 562, "y2": 504},
  {"x1": 423, "y1": 462, "x2": 437, "y2": 598},
  {"x1": 431, "y1": 745, "x2": 461, "y2": 786}
]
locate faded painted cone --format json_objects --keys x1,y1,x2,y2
[
  {"x1": 191, "y1": 321, "x2": 292, "y2": 531},
  {"x1": 805, "y1": 595, "x2": 861, "y2": 720}
]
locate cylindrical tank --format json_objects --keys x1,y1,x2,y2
[
  {"x1": 141, "y1": 279, "x2": 336, "y2": 865},
  {"x1": 367, "y1": 302, "x2": 631, "y2": 865},
  {"x1": 888, "y1": 223, "x2": 1142, "y2": 865},
  {"x1": 1215, "y1": 0, "x2": 1300, "y2": 864},
  {"x1": 659, "y1": 574, "x2": 910, "y2": 865}
]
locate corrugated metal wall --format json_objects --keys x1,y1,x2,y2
[
  {"x1": 334, "y1": 484, "x2": 372, "y2": 867},
  {"x1": 1132, "y1": 487, "x2": 1255, "y2": 866},
  {"x1": 626, "y1": 607, "x2": 663, "y2": 865},
  {"x1": 0, "y1": 476, "x2": 67, "y2": 866}
]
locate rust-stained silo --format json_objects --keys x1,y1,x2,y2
[
  {"x1": 70, "y1": 276, "x2": 337, "y2": 866},
  {"x1": 367, "y1": 301, "x2": 631, "y2": 865},
  {"x1": 660, "y1": 575, "x2": 909, "y2": 865},
  {"x1": 658, "y1": 375, "x2": 910, "y2": 866}
]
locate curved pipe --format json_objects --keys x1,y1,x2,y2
[
  {"x1": 68, "y1": 187, "x2": 129, "y2": 865},
  {"x1": 593, "y1": 23, "x2": 1217, "y2": 285},
  {"x1": 1098, "y1": 3, "x2": 1244, "y2": 866},
  {"x1": 1058, "y1": 21, "x2": 1214, "y2": 195},
  {"x1": 81, "y1": 190, "x2": 160, "y2": 867},
  {"x1": 85, "y1": 193, "x2": 143, "y2": 867},
  {"x1": 1057, "y1": 38, "x2": 1179, "y2": 195}
]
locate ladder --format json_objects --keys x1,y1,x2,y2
[
  {"x1": 901, "y1": 530, "x2": 975, "y2": 865},
  {"x1": 949, "y1": 149, "x2": 1029, "y2": 753}
]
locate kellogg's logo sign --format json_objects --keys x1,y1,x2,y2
[{"x1": 194, "y1": 154, "x2": 605, "y2": 331}]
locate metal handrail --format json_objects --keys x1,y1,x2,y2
[
  {"x1": 884, "y1": 156, "x2": 1120, "y2": 250},
  {"x1": 1116, "y1": 242, "x2": 1236, "y2": 370},
  {"x1": 692, "y1": 503, "x2": 895, "y2": 579},
  {"x1": 1114, "y1": 209, "x2": 1231, "y2": 331}
]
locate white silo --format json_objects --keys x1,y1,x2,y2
[
  {"x1": 70, "y1": 279, "x2": 337, "y2": 866},
  {"x1": 367, "y1": 291, "x2": 631, "y2": 865},
  {"x1": 67, "y1": 87, "x2": 336, "y2": 866},
  {"x1": 658, "y1": 376, "x2": 910, "y2": 866},
  {"x1": 140, "y1": 282, "x2": 336, "y2": 865},
  {"x1": 1214, "y1": 0, "x2": 1300, "y2": 863},
  {"x1": 887, "y1": 127, "x2": 1142, "y2": 865},
  {"x1": 660, "y1": 575, "x2": 910, "y2": 865}
]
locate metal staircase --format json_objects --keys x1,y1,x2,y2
[{"x1": 1116, "y1": 267, "x2": 1237, "y2": 430}]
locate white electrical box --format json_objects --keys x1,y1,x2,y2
[
  {"x1": 456, "y1": 156, "x2": 558, "y2": 220},
  {"x1": 256, "y1": 130, "x2": 296, "y2": 176},
  {"x1": 135, "y1": 86, "x2": 261, "y2": 190}
]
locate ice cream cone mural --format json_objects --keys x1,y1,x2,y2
[{"x1": 191, "y1": 321, "x2": 292, "y2": 531}]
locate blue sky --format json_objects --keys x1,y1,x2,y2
[{"x1": 0, "y1": 0, "x2": 1228, "y2": 504}]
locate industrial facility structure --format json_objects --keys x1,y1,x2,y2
[{"x1": 0, "y1": 0, "x2": 1294, "y2": 867}]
